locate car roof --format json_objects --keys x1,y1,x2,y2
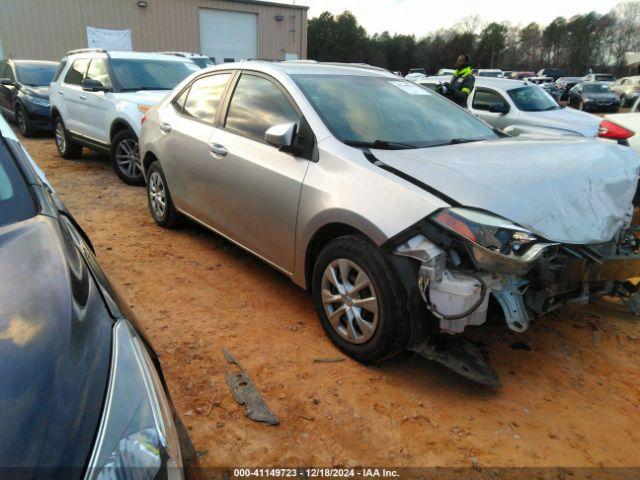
[
  {"x1": 200, "y1": 60, "x2": 397, "y2": 78},
  {"x1": 557, "y1": 76, "x2": 584, "y2": 81},
  {"x1": 161, "y1": 51, "x2": 209, "y2": 59},
  {"x1": 9, "y1": 59, "x2": 59, "y2": 66},
  {"x1": 64, "y1": 50, "x2": 190, "y2": 62},
  {"x1": 582, "y1": 81, "x2": 612, "y2": 86}
]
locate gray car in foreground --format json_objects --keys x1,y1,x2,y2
[{"x1": 140, "y1": 62, "x2": 640, "y2": 387}]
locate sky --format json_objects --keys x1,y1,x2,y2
[{"x1": 282, "y1": 0, "x2": 622, "y2": 36}]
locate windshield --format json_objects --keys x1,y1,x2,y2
[
  {"x1": 15, "y1": 63, "x2": 58, "y2": 86},
  {"x1": 507, "y1": 86, "x2": 558, "y2": 112},
  {"x1": 293, "y1": 74, "x2": 497, "y2": 149},
  {"x1": 594, "y1": 74, "x2": 615, "y2": 82},
  {"x1": 583, "y1": 84, "x2": 612, "y2": 93},
  {"x1": 0, "y1": 140, "x2": 37, "y2": 228},
  {"x1": 110, "y1": 59, "x2": 198, "y2": 91},
  {"x1": 191, "y1": 57, "x2": 215, "y2": 68}
]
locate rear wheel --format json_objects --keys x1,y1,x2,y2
[
  {"x1": 54, "y1": 116, "x2": 83, "y2": 159},
  {"x1": 111, "y1": 130, "x2": 144, "y2": 185},
  {"x1": 578, "y1": 100, "x2": 584, "y2": 111},
  {"x1": 146, "y1": 161, "x2": 182, "y2": 228},
  {"x1": 312, "y1": 234, "x2": 409, "y2": 364},
  {"x1": 15, "y1": 103, "x2": 34, "y2": 137},
  {"x1": 620, "y1": 94, "x2": 628, "y2": 107}
]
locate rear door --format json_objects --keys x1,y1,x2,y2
[
  {"x1": 81, "y1": 58, "x2": 112, "y2": 143},
  {"x1": 157, "y1": 71, "x2": 233, "y2": 222},
  {"x1": 60, "y1": 58, "x2": 89, "y2": 134},
  {"x1": 207, "y1": 72, "x2": 312, "y2": 272}
]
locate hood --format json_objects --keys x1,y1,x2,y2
[
  {"x1": 22, "y1": 85, "x2": 50, "y2": 99},
  {"x1": 116, "y1": 89, "x2": 170, "y2": 106},
  {"x1": 525, "y1": 107, "x2": 601, "y2": 137},
  {"x1": 372, "y1": 137, "x2": 640, "y2": 244},
  {"x1": 0, "y1": 216, "x2": 112, "y2": 476}
]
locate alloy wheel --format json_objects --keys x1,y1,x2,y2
[
  {"x1": 321, "y1": 258, "x2": 379, "y2": 344},
  {"x1": 55, "y1": 121, "x2": 66, "y2": 153},
  {"x1": 148, "y1": 171, "x2": 166, "y2": 220},
  {"x1": 115, "y1": 139, "x2": 142, "y2": 180}
]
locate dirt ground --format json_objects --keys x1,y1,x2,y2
[{"x1": 16, "y1": 129, "x2": 640, "y2": 470}]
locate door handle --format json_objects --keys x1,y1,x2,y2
[
  {"x1": 79, "y1": 94, "x2": 87, "y2": 100},
  {"x1": 58, "y1": 90, "x2": 64, "y2": 95},
  {"x1": 159, "y1": 122, "x2": 172, "y2": 133},
  {"x1": 209, "y1": 143, "x2": 227, "y2": 157}
]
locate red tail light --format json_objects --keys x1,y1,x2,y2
[
  {"x1": 598, "y1": 120, "x2": 634, "y2": 140},
  {"x1": 141, "y1": 114, "x2": 148, "y2": 126}
]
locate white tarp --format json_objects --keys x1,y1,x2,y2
[{"x1": 86, "y1": 27, "x2": 132, "y2": 51}]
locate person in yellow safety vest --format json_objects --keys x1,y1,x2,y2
[{"x1": 435, "y1": 54, "x2": 475, "y2": 108}]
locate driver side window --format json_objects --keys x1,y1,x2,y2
[
  {"x1": 472, "y1": 89, "x2": 507, "y2": 111},
  {"x1": 225, "y1": 74, "x2": 300, "y2": 143}
]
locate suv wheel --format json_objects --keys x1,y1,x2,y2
[
  {"x1": 54, "y1": 116, "x2": 83, "y2": 159},
  {"x1": 111, "y1": 130, "x2": 144, "y2": 186},
  {"x1": 620, "y1": 94, "x2": 627, "y2": 107},
  {"x1": 146, "y1": 161, "x2": 182, "y2": 227},
  {"x1": 312, "y1": 234, "x2": 410, "y2": 364},
  {"x1": 15, "y1": 103, "x2": 34, "y2": 137}
]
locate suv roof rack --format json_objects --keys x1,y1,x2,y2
[{"x1": 66, "y1": 48, "x2": 111, "y2": 57}]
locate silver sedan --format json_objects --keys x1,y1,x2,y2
[{"x1": 140, "y1": 62, "x2": 640, "y2": 386}]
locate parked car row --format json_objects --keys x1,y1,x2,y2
[{"x1": 4, "y1": 53, "x2": 640, "y2": 390}]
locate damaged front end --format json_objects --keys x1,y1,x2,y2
[{"x1": 391, "y1": 207, "x2": 640, "y2": 386}]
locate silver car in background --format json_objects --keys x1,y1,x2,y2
[
  {"x1": 140, "y1": 62, "x2": 640, "y2": 386},
  {"x1": 419, "y1": 76, "x2": 601, "y2": 137}
]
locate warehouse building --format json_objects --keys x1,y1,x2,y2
[{"x1": 0, "y1": 0, "x2": 308, "y2": 62}]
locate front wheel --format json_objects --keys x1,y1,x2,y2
[
  {"x1": 312, "y1": 234, "x2": 410, "y2": 364},
  {"x1": 111, "y1": 130, "x2": 144, "y2": 185},
  {"x1": 15, "y1": 103, "x2": 34, "y2": 137}
]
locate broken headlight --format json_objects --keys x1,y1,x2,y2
[{"x1": 430, "y1": 208, "x2": 555, "y2": 273}]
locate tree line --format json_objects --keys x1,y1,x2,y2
[{"x1": 307, "y1": 1, "x2": 640, "y2": 76}]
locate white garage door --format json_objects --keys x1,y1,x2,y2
[{"x1": 199, "y1": 9, "x2": 258, "y2": 63}]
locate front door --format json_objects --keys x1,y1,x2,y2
[
  {"x1": 207, "y1": 73, "x2": 310, "y2": 272},
  {"x1": 81, "y1": 58, "x2": 112, "y2": 144}
]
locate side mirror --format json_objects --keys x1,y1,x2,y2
[
  {"x1": 82, "y1": 78, "x2": 108, "y2": 92},
  {"x1": 265, "y1": 122, "x2": 297, "y2": 149},
  {"x1": 0, "y1": 78, "x2": 15, "y2": 86},
  {"x1": 489, "y1": 103, "x2": 509, "y2": 114}
]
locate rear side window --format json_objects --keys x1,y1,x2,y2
[
  {"x1": 0, "y1": 140, "x2": 37, "y2": 228},
  {"x1": 225, "y1": 74, "x2": 299, "y2": 142},
  {"x1": 85, "y1": 58, "x2": 111, "y2": 88},
  {"x1": 183, "y1": 73, "x2": 231, "y2": 124},
  {"x1": 64, "y1": 58, "x2": 89, "y2": 85}
]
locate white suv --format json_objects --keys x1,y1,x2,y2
[{"x1": 49, "y1": 49, "x2": 199, "y2": 184}]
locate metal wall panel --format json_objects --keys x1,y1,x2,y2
[{"x1": 0, "y1": 0, "x2": 307, "y2": 61}]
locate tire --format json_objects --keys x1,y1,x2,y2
[
  {"x1": 578, "y1": 100, "x2": 584, "y2": 111},
  {"x1": 111, "y1": 129, "x2": 144, "y2": 186},
  {"x1": 146, "y1": 161, "x2": 182, "y2": 228},
  {"x1": 311, "y1": 234, "x2": 410, "y2": 364},
  {"x1": 54, "y1": 116, "x2": 82, "y2": 159},
  {"x1": 15, "y1": 103, "x2": 34, "y2": 137},
  {"x1": 621, "y1": 94, "x2": 628, "y2": 107}
]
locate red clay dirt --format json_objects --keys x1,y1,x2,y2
[{"x1": 17, "y1": 131, "x2": 640, "y2": 470}]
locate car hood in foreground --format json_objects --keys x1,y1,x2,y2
[
  {"x1": 373, "y1": 137, "x2": 640, "y2": 244},
  {"x1": 0, "y1": 215, "x2": 112, "y2": 477},
  {"x1": 116, "y1": 89, "x2": 171, "y2": 106},
  {"x1": 524, "y1": 107, "x2": 601, "y2": 137}
]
